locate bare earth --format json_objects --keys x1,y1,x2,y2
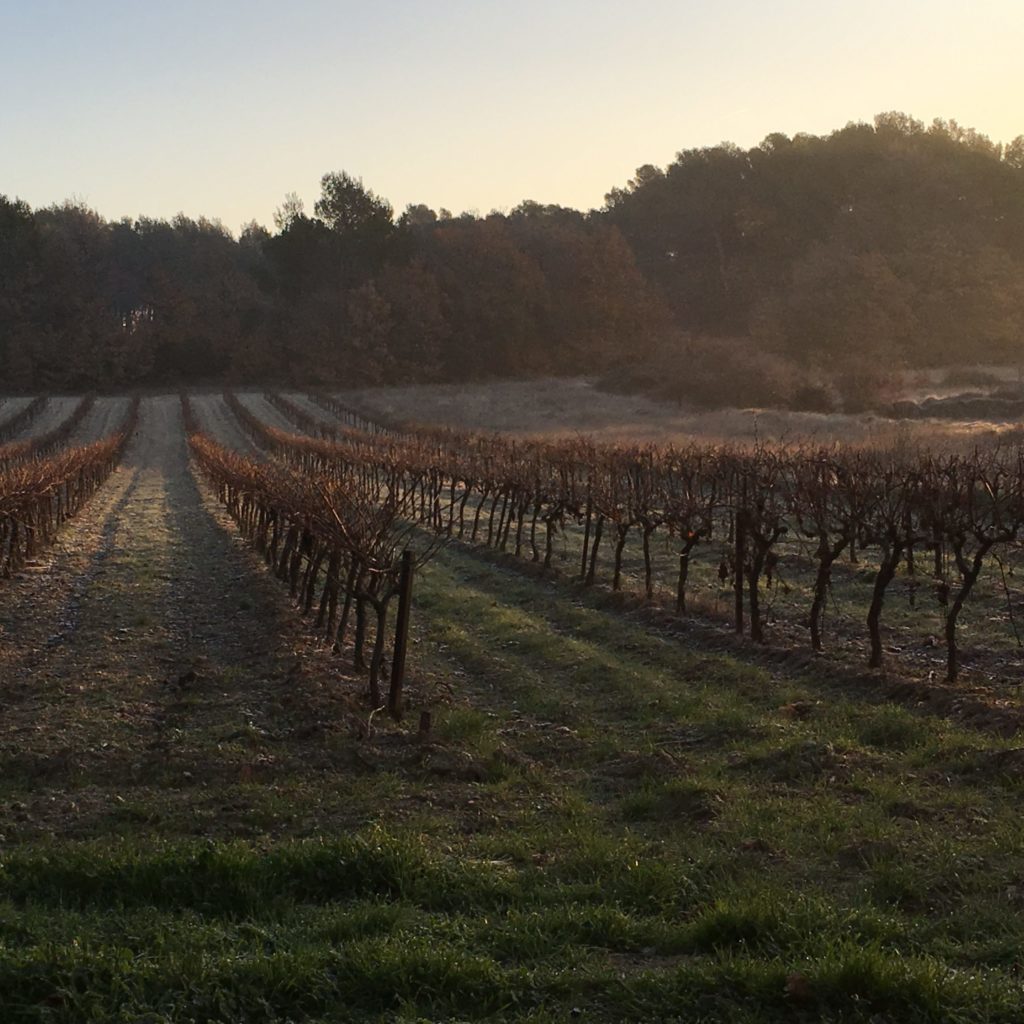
[
  {"x1": 11, "y1": 397, "x2": 81, "y2": 441},
  {"x1": 72, "y1": 396, "x2": 131, "y2": 443},
  {"x1": 0, "y1": 397, "x2": 31, "y2": 421}
]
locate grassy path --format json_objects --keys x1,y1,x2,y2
[{"x1": 0, "y1": 397, "x2": 359, "y2": 842}]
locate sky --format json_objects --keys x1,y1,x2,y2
[{"x1": 1, "y1": 0, "x2": 1022, "y2": 233}]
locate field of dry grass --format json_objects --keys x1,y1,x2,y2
[{"x1": 339, "y1": 378, "x2": 1024, "y2": 447}]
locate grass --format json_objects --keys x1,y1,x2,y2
[
  {"x1": 337, "y1": 378, "x2": 1009, "y2": 448},
  {"x1": 5, "y1": 540, "x2": 1024, "y2": 1020},
  {"x1": 4, "y1": 837, "x2": 1024, "y2": 1021},
  {"x1": 420, "y1": 477, "x2": 1024, "y2": 697}
]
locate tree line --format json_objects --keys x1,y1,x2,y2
[
  {"x1": 2, "y1": 111, "x2": 1023, "y2": 403},
  {"x1": 606, "y1": 113, "x2": 1024, "y2": 410},
  {"x1": 0, "y1": 180, "x2": 659, "y2": 391}
]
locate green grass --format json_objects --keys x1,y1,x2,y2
[
  {"x1": 449, "y1": 488, "x2": 1024, "y2": 683},
  {"x1": 4, "y1": 837, "x2": 1024, "y2": 1021},
  {"x1": 5, "y1": 542, "x2": 1024, "y2": 1020}
]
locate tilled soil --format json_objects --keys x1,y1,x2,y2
[
  {"x1": 10, "y1": 396, "x2": 81, "y2": 441},
  {"x1": 71, "y1": 395, "x2": 131, "y2": 443},
  {"x1": 0, "y1": 397, "x2": 31, "y2": 421}
]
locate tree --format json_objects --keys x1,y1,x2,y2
[
  {"x1": 273, "y1": 192, "x2": 305, "y2": 231},
  {"x1": 399, "y1": 203, "x2": 438, "y2": 228},
  {"x1": 313, "y1": 172, "x2": 396, "y2": 286},
  {"x1": 1006, "y1": 136, "x2": 1024, "y2": 170},
  {"x1": 425, "y1": 216, "x2": 548, "y2": 378},
  {"x1": 753, "y1": 241, "x2": 915, "y2": 408},
  {"x1": 314, "y1": 172, "x2": 393, "y2": 237},
  {"x1": 375, "y1": 260, "x2": 448, "y2": 381}
]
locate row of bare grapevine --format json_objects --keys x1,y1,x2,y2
[
  {"x1": 263, "y1": 392, "x2": 338, "y2": 440},
  {"x1": 307, "y1": 391, "x2": 396, "y2": 436},
  {"x1": 185, "y1": 395, "x2": 434, "y2": 715},
  {"x1": 0, "y1": 397, "x2": 47, "y2": 444},
  {"x1": 0, "y1": 395, "x2": 96, "y2": 467},
  {"x1": 245, "y1": 394, "x2": 1024, "y2": 684},
  {"x1": 0, "y1": 398, "x2": 139, "y2": 576}
]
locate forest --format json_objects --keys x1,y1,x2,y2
[{"x1": 2, "y1": 112, "x2": 1023, "y2": 408}]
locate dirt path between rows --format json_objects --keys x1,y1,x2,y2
[
  {"x1": 236, "y1": 392, "x2": 295, "y2": 432},
  {"x1": 0, "y1": 396, "x2": 359, "y2": 842},
  {"x1": 8, "y1": 396, "x2": 79, "y2": 441},
  {"x1": 190, "y1": 393, "x2": 260, "y2": 454},
  {"x1": 70, "y1": 396, "x2": 131, "y2": 444}
]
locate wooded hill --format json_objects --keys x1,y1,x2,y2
[{"x1": 2, "y1": 112, "x2": 1022, "y2": 407}]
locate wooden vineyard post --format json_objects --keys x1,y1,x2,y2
[
  {"x1": 580, "y1": 494, "x2": 592, "y2": 582},
  {"x1": 734, "y1": 508, "x2": 746, "y2": 635},
  {"x1": 418, "y1": 710, "x2": 432, "y2": 739},
  {"x1": 388, "y1": 550, "x2": 414, "y2": 720}
]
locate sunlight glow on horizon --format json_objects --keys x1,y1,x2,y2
[{"x1": 1, "y1": 0, "x2": 1021, "y2": 234}]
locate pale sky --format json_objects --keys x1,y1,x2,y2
[{"x1": 1, "y1": 0, "x2": 1021, "y2": 233}]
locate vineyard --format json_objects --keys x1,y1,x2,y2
[
  {"x1": 0, "y1": 397, "x2": 137, "y2": 575},
  {"x1": 215, "y1": 389, "x2": 1024, "y2": 690},
  {"x1": 4, "y1": 391, "x2": 1024, "y2": 1022}
]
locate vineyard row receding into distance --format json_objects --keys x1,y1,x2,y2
[
  {"x1": 0, "y1": 396, "x2": 139, "y2": 576},
  {"x1": 214, "y1": 389, "x2": 1024, "y2": 690},
  {"x1": 4, "y1": 388, "x2": 1024, "y2": 708},
  {"x1": 10, "y1": 385, "x2": 1024, "y2": 1018},
  {"x1": 182, "y1": 393, "x2": 425, "y2": 719}
]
